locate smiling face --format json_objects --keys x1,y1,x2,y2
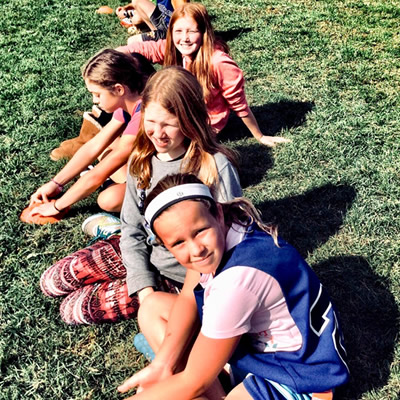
[
  {"x1": 143, "y1": 101, "x2": 187, "y2": 161},
  {"x1": 172, "y1": 16, "x2": 203, "y2": 60},
  {"x1": 153, "y1": 200, "x2": 226, "y2": 275}
]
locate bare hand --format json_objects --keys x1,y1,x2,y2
[
  {"x1": 118, "y1": 362, "x2": 172, "y2": 395},
  {"x1": 258, "y1": 135, "x2": 291, "y2": 147},
  {"x1": 30, "y1": 181, "x2": 62, "y2": 206},
  {"x1": 29, "y1": 201, "x2": 59, "y2": 217}
]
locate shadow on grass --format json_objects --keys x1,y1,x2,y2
[
  {"x1": 219, "y1": 100, "x2": 314, "y2": 187},
  {"x1": 314, "y1": 256, "x2": 399, "y2": 400},
  {"x1": 215, "y1": 28, "x2": 252, "y2": 43},
  {"x1": 219, "y1": 100, "x2": 314, "y2": 143},
  {"x1": 235, "y1": 143, "x2": 274, "y2": 188},
  {"x1": 61, "y1": 204, "x2": 99, "y2": 220},
  {"x1": 258, "y1": 185, "x2": 397, "y2": 398},
  {"x1": 252, "y1": 100, "x2": 315, "y2": 136},
  {"x1": 257, "y1": 183, "x2": 356, "y2": 257}
]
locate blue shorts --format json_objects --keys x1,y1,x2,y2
[
  {"x1": 229, "y1": 367, "x2": 332, "y2": 400},
  {"x1": 243, "y1": 375, "x2": 312, "y2": 400}
]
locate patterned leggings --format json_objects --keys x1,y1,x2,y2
[{"x1": 40, "y1": 235, "x2": 177, "y2": 325}]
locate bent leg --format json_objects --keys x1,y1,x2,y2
[
  {"x1": 241, "y1": 375, "x2": 313, "y2": 400},
  {"x1": 60, "y1": 279, "x2": 138, "y2": 325},
  {"x1": 97, "y1": 183, "x2": 126, "y2": 212},
  {"x1": 131, "y1": 0, "x2": 157, "y2": 30},
  {"x1": 40, "y1": 236, "x2": 124, "y2": 297},
  {"x1": 138, "y1": 291, "x2": 178, "y2": 351},
  {"x1": 225, "y1": 383, "x2": 253, "y2": 400},
  {"x1": 197, "y1": 379, "x2": 226, "y2": 400}
]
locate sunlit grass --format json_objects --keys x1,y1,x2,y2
[{"x1": 0, "y1": 0, "x2": 399, "y2": 398}]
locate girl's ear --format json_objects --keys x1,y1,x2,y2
[{"x1": 114, "y1": 83, "x2": 125, "y2": 96}]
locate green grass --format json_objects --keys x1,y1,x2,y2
[{"x1": 1, "y1": 0, "x2": 399, "y2": 398}]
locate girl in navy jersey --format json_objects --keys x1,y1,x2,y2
[{"x1": 118, "y1": 173, "x2": 349, "y2": 400}]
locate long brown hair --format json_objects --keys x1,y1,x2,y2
[
  {"x1": 163, "y1": 3, "x2": 228, "y2": 102},
  {"x1": 129, "y1": 67, "x2": 237, "y2": 189},
  {"x1": 82, "y1": 49, "x2": 155, "y2": 95}
]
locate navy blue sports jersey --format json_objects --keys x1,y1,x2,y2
[{"x1": 194, "y1": 225, "x2": 349, "y2": 394}]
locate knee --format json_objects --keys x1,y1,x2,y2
[
  {"x1": 97, "y1": 187, "x2": 122, "y2": 212},
  {"x1": 40, "y1": 258, "x2": 76, "y2": 297},
  {"x1": 138, "y1": 292, "x2": 177, "y2": 330},
  {"x1": 131, "y1": 0, "x2": 150, "y2": 13},
  {"x1": 137, "y1": 291, "x2": 161, "y2": 329}
]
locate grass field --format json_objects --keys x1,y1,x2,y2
[{"x1": 0, "y1": 0, "x2": 399, "y2": 399}]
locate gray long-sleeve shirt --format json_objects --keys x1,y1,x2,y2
[{"x1": 120, "y1": 153, "x2": 242, "y2": 296}]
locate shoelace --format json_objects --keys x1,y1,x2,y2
[{"x1": 87, "y1": 225, "x2": 121, "y2": 245}]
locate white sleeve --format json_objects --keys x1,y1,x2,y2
[{"x1": 201, "y1": 267, "x2": 269, "y2": 339}]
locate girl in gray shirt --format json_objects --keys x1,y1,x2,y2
[{"x1": 40, "y1": 67, "x2": 242, "y2": 325}]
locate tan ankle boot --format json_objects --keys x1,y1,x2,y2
[{"x1": 50, "y1": 108, "x2": 104, "y2": 161}]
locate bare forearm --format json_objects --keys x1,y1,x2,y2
[
  {"x1": 124, "y1": 334, "x2": 239, "y2": 400},
  {"x1": 55, "y1": 145, "x2": 132, "y2": 210},
  {"x1": 241, "y1": 110, "x2": 263, "y2": 140},
  {"x1": 54, "y1": 119, "x2": 125, "y2": 186},
  {"x1": 54, "y1": 125, "x2": 119, "y2": 185},
  {"x1": 127, "y1": 372, "x2": 204, "y2": 400},
  {"x1": 52, "y1": 147, "x2": 98, "y2": 187},
  {"x1": 154, "y1": 295, "x2": 199, "y2": 372},
  {"x1": 241, "y1": 110, "x2": 291, "y2": 147},
  {"x1": 53, "y1": 173, "x2": 104, "y2": 210}
]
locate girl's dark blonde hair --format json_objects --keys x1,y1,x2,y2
[
  {"x1": 144, "y1": 173, "x2": 278, "y2": 243},
  {"x1": 129, "y1": 67, "x2": 237, "y2": 189},
  {"x1": 164, "y1": 3, "x2": 229, "y2": 102},
  {"x1": 82, "y1": 49, "x2": 155, "y2": 95}
]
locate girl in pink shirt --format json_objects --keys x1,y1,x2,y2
[
  {"x1": 29, "y1": 50, "x2": 154, "y2": 217},
  {"x1": 117, "y1": 3, "x2": 291, "y2": 147}
]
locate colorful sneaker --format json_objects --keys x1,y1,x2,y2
[
  {"x1": 82, "y1": 212, "x2": 121, "y2": 240},
  {"x1": 133, "y1": 333, "x2": 155, "y2": 361}
]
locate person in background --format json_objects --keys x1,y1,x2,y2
[
  {"x1": 116, "y1": 0, "x2": 188, "y2": 42},
  {"x1": 29, "y1": 49, "x2": 154, "y2": 217},
  {"x1": 117, "y1": 2, "x2": 291, "y2": 147}
]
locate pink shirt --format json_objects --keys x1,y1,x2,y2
[
  {"x1": 199, "y1": 225, "x2": 303, "y2": 353},
  {"x1": 201, "y1": 49, "x2": 250, "y2": 131},
  {"x1": 112, "y1": 100, "x2": 142, "y2": 136},
  {"x1": 118, "y1": 40, "x2": 251, "y2": 132}
]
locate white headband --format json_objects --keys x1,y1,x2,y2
[{"x1": 144, "y1": 183, "x2": 214, "y2": 230}]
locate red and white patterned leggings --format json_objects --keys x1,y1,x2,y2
[{"x1": 40, "y1": 235, "x2": 178, "y2": 325}]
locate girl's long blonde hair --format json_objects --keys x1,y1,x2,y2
[
  {"x1": 129, "y1": 67, "x2": 237, "y2": 190},
  {"x1": 164, "y1": 3, "x2": 229, "y2": 102}
]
